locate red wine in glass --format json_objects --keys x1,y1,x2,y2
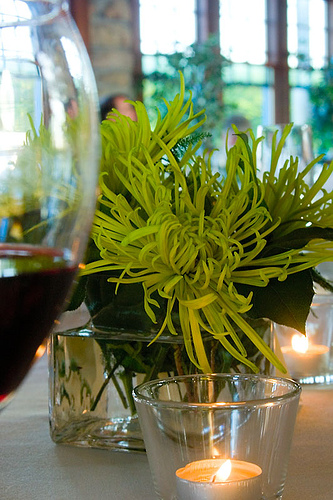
[{"x1": 0, "y1": 245, "x2": 77, "y2": 406}]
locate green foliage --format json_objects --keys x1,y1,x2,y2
[
  {"x1": 70, "y1": 74, "x2": 333, "y2": 375},
  {"x1": 236, "y1": 270, "x2": 314, "y2": 334},
  {"x1": 142, "y1": 35, "x2": 230, "y2": 150},
  {"x1": 223, "y1": 85, "x2": 263, "y2": 130},
  {"x1": 310, "y1": 62, "x2": 333, "y2": 156}
]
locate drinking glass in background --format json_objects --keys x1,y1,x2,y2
[
  {"x1": 0, "y1": 0, "x2": 100, "y2": 409},
  {"x1": 257, "y1": 124, "x2": 317, "y2": 186}
]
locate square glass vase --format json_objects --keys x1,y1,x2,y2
[{"x1": 48, "y1": 305, "x2": 272, "y2": 452}]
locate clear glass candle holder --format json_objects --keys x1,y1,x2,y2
[
  {"x1": 275, "y1": 293, "x2": 333, "y2": 385},
  {"x1": 133, "y1": 373, "x2": 301, "y2": 500}
]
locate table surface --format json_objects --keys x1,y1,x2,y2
[{"x1": 1, "y1": 355, "x2": 333, "y2": 500}]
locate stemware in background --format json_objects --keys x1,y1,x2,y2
[
  {"x1": 257, "y1": 124, "x2": 317, "y2": 186},
  {"x1": 0, "y1": 0, "x2": 100, "y2": 409}
]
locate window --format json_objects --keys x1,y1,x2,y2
[
  {"x1": 138, "y1": 0, "x2": 331, "y2": 148},
  {"x1": 220, "y1": 0, "x2": 266, "y2": 65},
  {"x1": 288, "y1": 0, "x2": 326, "y2": 69},
  {"x1": 139, "y1": 0, "x2": 196, "y2": 55},
  {"x1": 0, "y1": 0, "x2": 37, "y2": 134}
]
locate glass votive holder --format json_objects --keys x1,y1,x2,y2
[
  {"x1": 275, "y1": 293, "x2": 333, "y2": 385},
  {"x1": 133, "y1": 373, "x2": 301, "y2": 500}
]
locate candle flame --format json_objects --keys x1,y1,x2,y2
[
  {"x1": 292, "y1": 333, "x2": 309, "y2": 353},
  {"x1": 212, "y1": 459, "x2": 232, "y2": 482}
]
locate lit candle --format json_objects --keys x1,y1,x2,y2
[
  {"x1": 176, "y1": 458, "x2": 262, "y2": 500},
  {"x1": 281, "y1": 333, "x2": 329, "y2": 378}
]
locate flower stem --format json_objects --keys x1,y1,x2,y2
[{"x1": 90, "y1": 361, "x2": 121, "y2": 412}]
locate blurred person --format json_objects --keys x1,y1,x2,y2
[
  {"x1": 100, "y1": 94, "x2": 137, "y2": 121},
  {"x1": 65, "y1": 98, "x2": 79, "y2": 119}
]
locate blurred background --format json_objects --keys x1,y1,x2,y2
[{"x1": 70, "y1": 0, "x2": 333, "y2": 159}]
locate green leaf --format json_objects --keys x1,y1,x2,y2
[
  {"x1": 66, "y1": 275, "x2": 88, "y2": 311},
  {"x1": 235, "y1": 133, "x2": 253, "y2": 169},
  {"x1": 235, "y1": 270, "x2": 314, "y2": 334},
  {"x1": 85, "y1": 275, "x2": 164, "y2": 331},
  {"x1": 269, "y1": 226, "x2": 333, "y2": 250}
]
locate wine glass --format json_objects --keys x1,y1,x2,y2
[{"x1": 0, "y1": 0, "x2": 100, "y2": 409}]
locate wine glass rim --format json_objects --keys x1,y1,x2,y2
[
  {"x1": 133, "y1": 373, "x2": 302, "y2": 410},
  {"x1": 0, "y1": 0, "x2": 64, "y2": 28}
]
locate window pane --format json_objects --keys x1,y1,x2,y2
[
  {"x1": 287, "y1": 0, "x2": 298, "y2": 68},
  {"x1": 0, "y1": 0, "x2": 37, "y2": 134},
  {"x1": 309, "y1": 0, "x2": 326, "y2": 69},
  {"x1": 139, "y1": 0, "x2": 196, "y2": 55},
  {"x1": 220, "y1": 0, "x2": 266, "y2": 64},
  {"x1": 290, "y1": 87, "x2": 312, "y2": 125},
  {"x1": 223, "y1": 85, "x2": 266, "y2": 129},
  {"x1": 287, "y1": 0, "x2": 326, "y2": 69}
]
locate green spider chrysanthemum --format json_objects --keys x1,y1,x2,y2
[{"x1": 82, "y1": 75, "x2": 333, "y2": 374}]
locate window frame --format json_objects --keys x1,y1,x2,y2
[{"x1": 71, "y1": 0, "x2": 333, "y2": 125}]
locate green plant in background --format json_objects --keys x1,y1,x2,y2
[
  {"x1": 310, "y1": 60, "x2": 333, "y2": 158},
  {"x1": 223, "y1": 84, "x2": 263, "y2": 131},
  {"x1": 142, "y1": 35, "x2": 232, "y2": 151},
  {"x1": 70, "y1": 74, "x2": 333, "y2": 381}
]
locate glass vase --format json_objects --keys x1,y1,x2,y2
[{"x1": 48, "y1": 305, "x2": 273, "y2": 452}]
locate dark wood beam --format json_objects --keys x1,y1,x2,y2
[
  {"x1": 130, "y1": 0, "x2": 143, "y2": 100},
  {"x1": 196, "y1": 0, "x2": 220, "y2": 43},
  {"x1": 266, "y1": 0, "x2": 289, "y2": 124},
  {"x1": 69, "y1": 0, "x2": 90, "y2": 51}
]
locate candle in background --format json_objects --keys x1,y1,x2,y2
[
  {"x1": 176, "y1": 458, "x2": 262, "y2": 500},
  {"x1": 281, "y1": 333, "x2": 329, "y2": 378}
]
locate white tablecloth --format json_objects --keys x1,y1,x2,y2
[{"x1": 1, "y1": 355, "x2": 333, "y2": 500}]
